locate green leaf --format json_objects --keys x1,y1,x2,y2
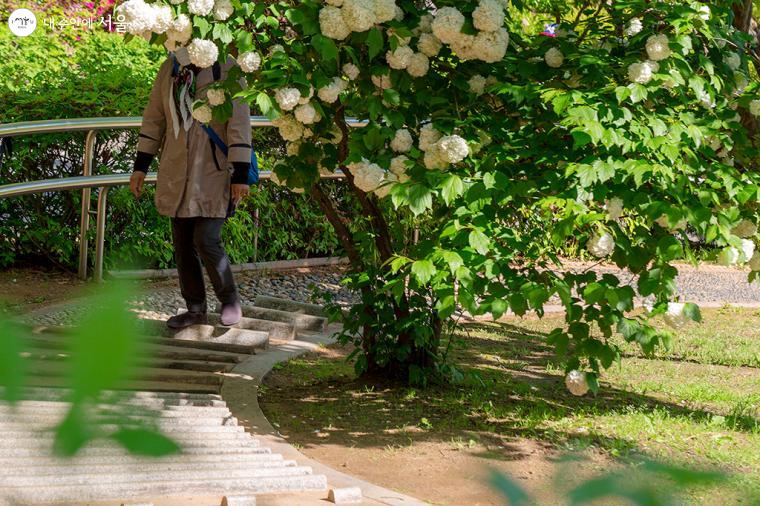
[
  {"x1": 68, "y1": 282, "x2": 145, "y2": 401},
  {"x1": 441, "y1": 250, "x2": 464, "y2": 275},
  {"x1": 312, "y1": 34, "x2": 338, "y2": 61},
  {"x1": 212, "y1": 23, "x2": 233, "y2": 45},
  {"x1": 682, "y1": 303, "x2": 702, "y2": 323},
  {"x1": 441, "y1": 174, "x2": 464, "y2": 205},
  {"x1": 111, "y1": 428, "x2": 182, "y2": 457},
  {"x1": 411, "y1": 259, "x2": 436, "y2": 285},
  {"x1": 367, "y1": 27, "x2": 384, "y2": 60},
  {"x1": 0, "y1": 315, "x2": 27, "y2": 404},
  {"x1": 583, "y1": 283, "x2": 606, "y2": 305},
  {"x1": 468, "y1": 229, "x2": 490, "y2": 255},
  {"x1": 406, "y1": 184, "x2": 433, "y2": 216}
]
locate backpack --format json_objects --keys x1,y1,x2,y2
[{"x1": 170, "y1": 54, "x2": 260, "y2": 185}]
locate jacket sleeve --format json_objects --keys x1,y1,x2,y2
[
  {"x1": 137, "y1": 58, "x2": 171, "y2": 156},
  {"x1": 226, "y1": 94, "x2": 253, "y2": 165}
]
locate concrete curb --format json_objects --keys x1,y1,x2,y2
[
  {"x1": 221, "y1": 326, "x2": 430, "y2": 506},
  {"x1": 109, "y1": 257, "x2": 350, "y2": 280}
]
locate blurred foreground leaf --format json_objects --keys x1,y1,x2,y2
[{"x1": 0, "y1": 310, "x2": 27, "y2": 404}]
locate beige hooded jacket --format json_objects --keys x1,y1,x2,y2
[{"x1": 137, "y1": 56, "x2": 252, "y2": 219}]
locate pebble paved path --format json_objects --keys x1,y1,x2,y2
[{"x1": 25, "y1": 264, "x2": 759, "y2": 326}]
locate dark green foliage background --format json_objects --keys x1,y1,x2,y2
[{"x1": 0, "y1": 27, "x2": 342, "y2": 270}]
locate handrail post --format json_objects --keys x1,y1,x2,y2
[
  {"x1": 253, "y1": 207, "x2": 260, "y2": 263},
  {"x1": 78, "y1": 130, "x2": 97, "y2": 280},
  {"x1": 95, "y1": 186, "x2": 109, "y2": 283}
]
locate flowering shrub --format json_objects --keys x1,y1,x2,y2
[{"x1": 115, "y1": 0, "x2": 759, "y2": 388}]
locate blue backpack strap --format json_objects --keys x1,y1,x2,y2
[{"x1": 201, "y1": 124, "x2": 229, "y2": 157}]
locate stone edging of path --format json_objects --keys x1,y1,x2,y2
[
  {"x1": 221, "y1": 325, "x2": 430, "y2": 506},
  {"x1": 110, "y1": 256, "x2": 350, "y2": 280}
]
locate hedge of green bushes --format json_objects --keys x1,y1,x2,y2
[{"x1": 0, "y1": 26, "x2": 343, "y2": 271}]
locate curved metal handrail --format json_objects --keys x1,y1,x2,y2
[
  {"x1": 0, "y1": 115, "x2": 362, "y2": 282},
  {"x1": 0, "y1": 116, "x2": 368, "y2": 137},
  {"x1": 0, "y1": 171, "x2": 345, "y2": 199}
]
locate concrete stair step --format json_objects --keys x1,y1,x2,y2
[
  {"x1": 0, "y1": 465, "x2": 315, "y2": 488},
  {"x1": 0, "y1": 413, "x2": 239, "y2": 427},
  {"x1": 1, "y1": 474, "x2": 328, "y2": 504},
  {"x1": 170, "y1": 326, "x2": 270, "y2": 350},
  {"x1": 0, "y1": 430, "x2": 257, "y2": 445},
  {"x1": 19, "y1": 375, "x2": 223, "y2": 394},
  {"x1": 174, "y1": 311, "x2": 296, "y2": 341},
  {"x1": 0, "y1": 388, "x2": 225, "y2": 403},
  {"x1": 0, "y1": 404, "x2": 233, "y2": 417},
  {"x1": 0, "y1": 452, "x2": 287, "y2": 468},
  {"x1": 0, "y1": 421, "x2": 246, "y2": 433},
  {"x1": 0, "y1": 434, "x2": 260, "y2": 450},
  {"x1": 254, "y1": 295, "x2": 326, "y2": 317},
  {"x1": 23, "y1": 331, "x2": 251, "y2": 363},
  {"x1": 0, "y1": 444, "x2": 273, "y2": 458},
  {"x1": 238, "y1": 305, "x2": 327, "y2": 333},
  {"x1": 0, "y1": 458, "x2": 298, "y2": 477}
]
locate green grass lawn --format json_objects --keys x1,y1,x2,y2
[{"x1": 260, "y1": 307, "x2": 760, "y2": 503}]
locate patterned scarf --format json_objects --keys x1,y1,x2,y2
[{"x1": 169, "y1": 63, "x2": 198, "y2": 139}]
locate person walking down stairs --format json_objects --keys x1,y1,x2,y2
[{"x1": 129, "y1": 47, "x2": 252, "y2": 329}]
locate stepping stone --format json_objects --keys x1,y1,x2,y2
[{"x1": 254, "y1": 295, "x2": 326, "y2": 318}]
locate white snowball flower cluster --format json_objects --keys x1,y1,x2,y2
[
  {"x1": 625, "y1": 17, "x2": 643, "y2": 37},
  {"x1": 343, "y1": 0, "x2": 378, "y2": 32},
  {"x1": 188, "y1": 0, "x2": 214, "y2": 16},
  {"x1": 418, "y1": 33, "x2": 442, "y2": 57},
  {"x1": 731, "y1": 220, "x2": 758, "y2": 239},
  {"x1": 717, "y1": 246, "x2": 740, "y2": 266},
  {"x1": 587, "y1": 232, "x2": 615, "y2": 258},
  {"x1": 187, "y1": 39, "x2": 219, "y2": 69},
  {"x1": 319, "y1": 6, "x2": 351, "y2": 40},
  {"x1": 749, "y1": 251, "x2": 760, "y2": 272},
  {"x1": 646, "y1": 34, "x2": 671, "y2": 61},
  {"x1": 116, "y1": 0, "x2": 156, "y2": 36},
  {"x1": 192, "y1": 104, "x2": 213, "y2": 124},
  {"x1": 272, "y1": 115, "x2": 305, "y2": 142},
  {"x1": 724, "y1": 53, "x2": 741, "y2": 71},
  {"x1": 663, "y1": 302, "x2": 690, "y2": 329},
  {"x1": 275, "y1": 87, "x2": 302, "y2": 111},
  {"x1": 545, "y1": 47, "x2": 564, "y2": 68},
  {"x1": 374, "y1": 0, "x2": 397, "y2": 23},
  {"x1": 371, "y1": 74, "x2": 392, "y2": 90},
  {"x1": 469, "y1": 75, "x2": 487, "y2": 95},
  {"x1": 390, "y1": 155, "x2": 411, "y2": 183},
  {"x1": 437, "y1": 135, "x2": 470, "y2": 163},
  {"x1": 605, "y1": 197, "x2": 624, "y2": 221},
  {"x1": 432, "y1": 4, "x2": 508, "y2": 63},
  {"x1": 286, "y1": 141, "x2": 301, "y2": 157},
  {"x1": 213, "y1": 0, "x2": 233, "y2": 20},
  {"x1": 431, "y1": 7, "x2": 465, "y2": 45},
  {"x1": 386, "y1": 45, "x2": 414, "y2": 69},
  {"x1": 628, "y1": 60, "x2": 658, "y2": 84},
  {"x1": 351, "y1": 160, "x2": 386, "y2": 192},
  {"x1": 741, "y1": 240, "x2": 756, "y2": 263},
  {"x1": 165, "y1": 14, "x2": 192, "y2": 48},
  {"x1": 390, "y1": 129, "x2": 413, "y2": 153},
  {"x1": 472, "y1": 0, "x2": 505, "y2": 33},
  {"x1": 343, "y1": 62, "x2": 360, "y2": 80},
  {"x1": 406, "y1": 53, "x2": 430, "y2": 77},
  {"x1": 374, "y1": 172, "x2": 398, "y2": 199},
  {"x1": 698, "y1": 5, "x2": 711, "y2": 21},
  {"x1": 318, "y1": 77, "x2": 349, "y2": 103},
  {"x1": 238, "y1": 51, "x2": 261, "y2": 73},
  {"x1": 565, "y1": 370, "x2": 589, "y2": 396},
  {"x1": 419, "y1": 123, "x2": 442, "y2": 152},
  {"x1": 206, "y1": 88, "x2": 226, "y2": 106},
  {"x1": 151, "y1": 4, "x2": 173, "y2": 34},
  {"x1": 294, "y1": 102, "x2": 321, "y2": 125},
  {"x1": 750, "y1": 100, "x2": 760, "y2": 117}
]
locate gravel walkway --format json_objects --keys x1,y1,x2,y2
[{"x1": 24, "y1": 263, "x2": 759, "y2": 326}]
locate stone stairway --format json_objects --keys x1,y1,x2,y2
[{"x1": 2, "y1": 296, "x2": 334, "y2": 505}]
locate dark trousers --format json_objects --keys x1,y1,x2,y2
[{"x1": 171, "y1": 217, "x2": 239, "y2": 313}]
